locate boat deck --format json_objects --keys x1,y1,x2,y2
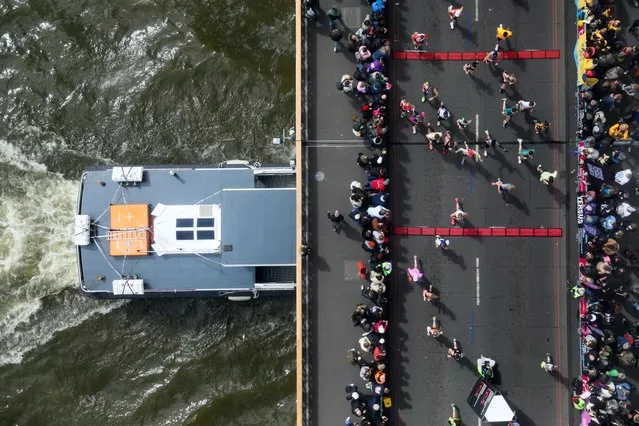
[
  {"x1": 301, "y1": 0, "x2": 578, "y2": 423},
  {"x1": 77, "y1": 166, "x2": 296, "y2": 296}
]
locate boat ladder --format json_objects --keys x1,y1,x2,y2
[{"x1": 107, "y1": 230, "x2": 147, "y2": 240}]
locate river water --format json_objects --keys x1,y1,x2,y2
[{"x1": 0, "y1": 1, "x2": 296, "y2": 424}]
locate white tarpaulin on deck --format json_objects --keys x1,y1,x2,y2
[
  {"x1": 467, "y1": 378, "x2": 515, "y2": 423},
  {"x1": 484, "y1": 395, "x2": 515, "y2": 423}
]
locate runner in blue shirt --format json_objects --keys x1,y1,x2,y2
[{"x1": 501, "y1": 98, "x2": 519, "y2": 128}]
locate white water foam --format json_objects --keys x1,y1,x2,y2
[{"x1": 0, "y1": 141, "x2": 125, "y2": 365}]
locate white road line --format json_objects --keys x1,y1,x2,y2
[
  {"x1": 475, "y1": 257, "x2": 480, "y2": 306},
  {"x1": 475, "y1": 0, "x2": 479, "y2": 22},
  {"x1": 475, "y1": 114, "x2": 479, "y2": 142},
  {"x1": 478, "y1": 418, "x2": 482, "y2": 426}
]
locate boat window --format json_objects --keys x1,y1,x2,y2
[
  {"x1": 197, "y1": 218, "x2": 215, "y2": 227},
  {"x1": 176, "y1": 218, "x2": 194, "y2": 227},
  {"x1": 196, "y1": 230, "x2": 215, "y2": 240},
  {"x1": 176, "y1": 230, "x2": 194, "y2": 240}
]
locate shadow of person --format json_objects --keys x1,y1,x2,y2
[
  {"x1": 472, "y1": 76, "x2": 495, "y2": 95},
  {"x1": 548, "y1": 183, "x2": 567, "y2": 207},
  {"x1": 489, "y1": 64, "x2": 504, "y2": 77},
  {"x1": 513, "y1": 58, "x2": 528, "y2": 72},
  {"x1": 502, "y1": 192, "x2": 530, "y2": 215},
  {"x1": 524, "y1": 112, "x2": 539, "y2": 125},
  {"x1": 513, "y1": 0, "x2": 530, "y2": 10},
  {"x1": 504, "y1": 84, "x2": 523, "y2": 100},
  {"x1": 436, "y1": 300, "x2": 457, "y2": 320},
  {"x1": 310, "y1": 255, "x2": 331, "y2": 271},
  {"x1": 490, "y1": 147, "x2": 522, "y2": 177},
  {"x1": 506, "y1": 119, "x2": 527, "y2": 136},
  {"x1": 553, "y1": 370, "x2": 572, "y2": 389},
  {"x1": 459, "y1": 355, "x2": 477, "y2": 373},
  {"x1": 442, "y1": 248, "x2": 467, "y2": 269},
  {"x1": 341, "y1": 220, "x2": 363, "y2": 241},
  {"x1": 456, "y1": 24, "x2": 479, "y2": 47}
]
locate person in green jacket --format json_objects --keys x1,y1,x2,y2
[{"x1": 327, "y1": 6, "x2": 341, "y2": 31}]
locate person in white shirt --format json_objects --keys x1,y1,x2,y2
[
  {"x1": 615, "y1": 169, "x2": 632, "y2": 186},
  {"x1": 435, "y1": 235, "x2": 450, "y2": 250},
  {"x1": 516, "y1": 99, "x2": 535, "y2": 112},
  {"x1": 367, "y1": 205, "x2": 390, "y2": 219}
]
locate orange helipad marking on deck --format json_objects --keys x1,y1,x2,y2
[
  {"x1": 393, "y1": 49, "x2": 560, "y2": 61},
  {"x1": 109, "y1": 204, "x2": 150, "y2": 256},
  {"x1": 395, "y1": 227, "x2": 563, "y2": 237}
]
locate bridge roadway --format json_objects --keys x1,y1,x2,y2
[{"x1": 299, "y1": 0, "x2": 579, "y2": 424}]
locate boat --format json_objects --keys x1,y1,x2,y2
[{"x1": 74, "y1": 161, "x2": 296, "y2": 299}]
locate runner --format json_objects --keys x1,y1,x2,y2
[
  {"x1": 411, "y1": 32, "x2": 427, "y2": 49},
  {"x1": 409, "y1": 111, "x2": 426, "y2": 134},
  {"x1": 447, "y1": 5, "x2": 463, "y2": 30},
  {"x1": 456, "y1": 116, "x2": 472, "y2": 132},
  {"x1": 447, "y1": 338, "x2": 464, "y2": 360},
  {"x1": 516, "y1": 99, "x2": 536, "y2": 112},
  {"x1": 500, "y1": 71, "x2": 517, "y2": 94},
  {"x1": 427, "y1": 316, "x2": 443, "y2": 337},
  {"x1": 399, "y1": 99, "x2": 415, "y2": 118},
  {"x1": 537, "y1": 165, "x2": 558, "y2": 185},
  {"x1": 435, "y1": 234, "x2": 450, "y2": 250},
  {"x1": 425, "y1": 123, "x2": 443, "y2": 150},
  {"x1": 491, "y1": 178, "x2": 516, "y2": 201},
  {"x1": 455, "y1": 141, "x2": 482, "y2": 166},
  {"x1": 501, "y1": 98, "x2": 518, "y2": 128},
  {"x1": 450, "y1": 197, "x2": 468, "y2": 225},
  {"x1": 463, "y1": 61, "x2": 479, "y2": 76},
  {"x1": 442, "y1": 130, "x2": 457, "y2": 155},
  {"x1": 483, "y1": 129, "x2": 508, "y2": 156},
  {"x1": 407, "y1": 255, "x2": 423, "y2": 283},
  {"x1": 448, "y1": 404, "x2": 462, "y2": 425},
  {"x1": 496, "y1": 24, "x2": 513, "y2": 41},
  {"x1": 540, "y1": 353, "x2": 557, "y2": 374},
  {"x1": 423, "y1": 284, "x2": 439, "y2": 303},
  {"x1": 421, "y1": 81, "x2": 440, "y2": 104},
  {"x1": 533, "y1": 119, "x2": 551, "y2": 135},
  {"x1": 483, "y1": 45, "x2": 500, "y2": 66},
  {"x1": 517, "y1": 138, "x2": 535, "y2": 164},
  {"x1": 436, "y1": 102, "x2": 451, "y2": 127}
]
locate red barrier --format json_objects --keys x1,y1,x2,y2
[
  {"x1": 421, "y1": 227, "x2": 437, "y2": 236},
  {"x1": 393, "y1": 50, "x2": 560, "y2": 61},
  {"x1": 464, "y1": 228, "x2": 479, "y2": 236},
  {"x1": 492, "y1": 228, "x2": 507, "y2": 236},
  {"x1": 548, "y1": 228, "x2": 563, "y2": 237},
  {"x1": 435, "y1": 227, "x2": 450, "y2": 236},
  {"x1": 394, "y1": 227, "x2": 408, "y2": 235},
  {"x1": 478, "y1": 228, "x2": 492, "y2": 236},
  {"x1": 393, "y1": 227, "x2": 563, "y2": 237},
  {"x1": 520, "y1": 228, "x2": 535, "y2": 237}
]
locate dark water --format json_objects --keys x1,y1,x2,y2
[{"x1": 0, "y1": 0, "x2": 296, "y2": 424}]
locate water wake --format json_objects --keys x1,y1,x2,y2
[{"x1": 0, "y1": 141, "x2": 125, "y2": 364}]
